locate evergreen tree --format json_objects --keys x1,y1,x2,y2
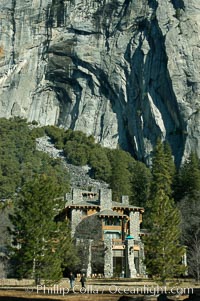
[
  {"x1": 108, "y1": 149, "x2": 133, "y2": 202},
  {"x1": 164, "y1": 142, "x2": 176, "y2": 182},
  {"x1": 63, "y1": 140, "x2": 90, "y2": 165},
  {"x1": 89, "y1": 146, "x2": 112, "y2": 182},
  {"x1": 144, "y1": 190, "x2": 185, "y2": 283},
  {"x1": 129, "y1": 160, "x2": 151, "y2": 207},
  {"x1": 9, "y1": 175, "x2": 78, "y2": 283},
  {"x1": 0, "y1": 118, "x2": 70, "y2": 198},
  {"x1": 150, "y1": 140, "x2": 175, "y2": 199},
  {"x1": 175, "y1": 152, "x2": 200, "y2": 201},
  {"x1": 144, "y1": 140, "x2": 185, "y2": 283}
]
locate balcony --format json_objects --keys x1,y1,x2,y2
[
  {"x1": 112, "y1": 239, "x2": 125, "y2": 250},
  {"x1": 102, "y1": 225, "x2": 121, "y2": 231}
]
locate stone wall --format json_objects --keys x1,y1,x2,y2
[
  {"x1": 0, "y1": 260, "x2": 8, "y2": 278},
  {"x1": 71, "y1": 188, "x2": 84, "y2": 203},
  {"x1": 125, "y1": 239, "x2": 137, "y2": 278},
  {"x1": 129, "y1": 211, "x2": 140, "y2": 240},
  {"x1": 138, "y1": 240, "x2": 146, "y2": 276},
  {"x1": 104, "y1": 237, "x2": 113, "y2": 278},
  {"x1": 71, "y1": 209, "x2": 83, "y2": 237},
  {"x1": 74, "y1": 214, "x2": 104, "y2": 276}
]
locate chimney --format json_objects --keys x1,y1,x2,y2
[
  {"x1": 99, "y1": 188, "x2": 112, "y2": 210},
  {"x1": 121, "y1": 195, "x2": 129, "y2": 206}
]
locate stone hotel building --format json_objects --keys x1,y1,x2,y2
[{"x1": 63, "y1": 188, "x2": 146, "y2": 278}]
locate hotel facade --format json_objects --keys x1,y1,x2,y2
[{"x1": 63, "y1": 188, "x2": 146, "y2": 278}]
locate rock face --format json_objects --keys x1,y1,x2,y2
[{"x1": 0, "y1": 0, "x2": 200, "y2": 165}]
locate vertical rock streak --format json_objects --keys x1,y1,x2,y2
[{"x1": 11, "y1": 0, "x2": 16, "y2": 65}]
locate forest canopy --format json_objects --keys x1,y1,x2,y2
[
  {"x1": 0, "y1": 118, "x2": 70, "y2": 199},
  {"x1": 0, "y1": 118, "x2": 151, "y2": 206}
]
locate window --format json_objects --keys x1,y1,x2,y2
[
  {"x1": 104, "y1": 217, "x2": 120, "y2": 226},
  {"x1": 104, "y1": 231, "x2": 121, "y2": 239}
]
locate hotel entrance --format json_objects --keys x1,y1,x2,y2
[{"x1": 113, "y1": 249, "x2": 124, "y2": 278}]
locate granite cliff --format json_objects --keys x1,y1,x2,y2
[{"x1": 0, "y1": 0, "x2": 200, "y2": 165}]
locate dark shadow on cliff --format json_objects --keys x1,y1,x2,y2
[{"x1": 124, "y1": 0, "x2": 187, "y2": 166}]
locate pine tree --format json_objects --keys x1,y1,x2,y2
[
  {"x1": 144, "y1": 190, "x2": 185, "y2": 283},
  {"x1": 129, "y1": 160, "x2": 151, "y2": 207},
  {"x1": 176, "y1": 152, "x2": 200, "y2": 201},
  {"x1": 164, "y1": 142, "x2": 176, "y2": 182},
  {"x1": 108, "y1": 149, "x2": 133, "y2": 202},
  {"x1": 144, "y1": 140, "x2": 185, "y2": 283},
  {"x1": 150, "y1": 140, "x2": 175, "y2": 198},
  {"x1": 89, "y1": 146, "x2": 112, "y2": 182},
  {"x1": 9, "y1": 175, "x2": 78, "y2": 283}
]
